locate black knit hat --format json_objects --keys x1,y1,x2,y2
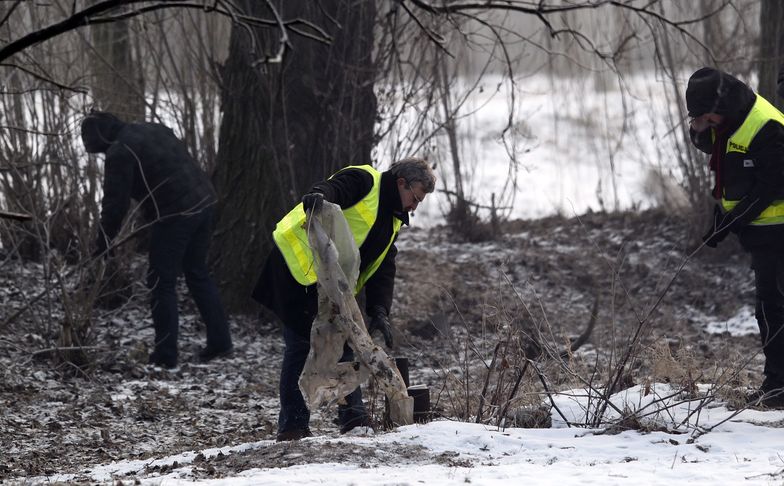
[
  {"x1": 685, "y1": 67, "x2": 727, "y2": 118},
  {"x1": 81, "y1": 111, "x2": 124, "y2": 153}
]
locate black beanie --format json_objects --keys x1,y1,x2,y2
[
  {"x1": 81, "y1": 111, "x2": 124, "y2": 153},
  {"x1": 685, "y1": 67, "x2": 727, "y2": 118}
]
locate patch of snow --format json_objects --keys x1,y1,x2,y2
[
  {"x1": 701, "y1": 306, "x2": 758, "y2": 337},
  {"x1": 32, "y1": 384, "x2": 784, "y2": 485}
]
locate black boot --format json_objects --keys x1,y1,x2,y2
[
  {"x1": 148, "y1": 351, "x2": 177, "y2": 369},
  {"x1": 339, "y1": 415, "x2": 373, "y2": 434},
  {"x1": 276, "y1": 427, "x2": 313, "y2": 442},
  {"x1": 198, "y1": 345, "x2": 233, "y2": 363},
  {"x1": 747, "y1": 375, "x2": 784, "y2": 409}
]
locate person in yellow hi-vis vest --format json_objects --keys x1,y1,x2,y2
[
  {"x1": 252, "y1": 158, "x2": 436, "y2": 441},
  {"x1": 687, "y1": 67, "x2": 784, "y2": 409}
]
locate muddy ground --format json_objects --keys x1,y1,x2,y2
[{"x1": 0, "y1": 209, "x2": 765, "y2": 482}]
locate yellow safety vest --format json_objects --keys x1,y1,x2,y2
[
  {"x1": 272, "y1": 165, "x2": 403, "y2": 292},
  {"x1": 722, "y1": 94, "x2": 784, "y2": 225}
]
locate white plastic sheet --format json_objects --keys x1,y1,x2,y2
[{"x1": 298, "y1": 202, "x2": 413, "y2": 426}]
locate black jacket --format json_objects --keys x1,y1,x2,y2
[
  {"x1": 98, "y1": 120, "x2": 216, "y2": 243},
  {"x1": 252, "y1": 168, "x2": 407, "y2": 337},
  {"x1": 690, "y1": 74, "x2": 784, "y2": 251}
]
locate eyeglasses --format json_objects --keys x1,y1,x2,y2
[{"x1": 406, "y1": 183, "x2": 424, "y2": 204}]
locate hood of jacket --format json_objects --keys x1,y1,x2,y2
[{"x1": 81, "y1": 111, "x2": 126, "y2": 153}]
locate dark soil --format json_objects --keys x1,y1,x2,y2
[{"x1": 0, "y1": 209, "x2": 762, "y2": 482}]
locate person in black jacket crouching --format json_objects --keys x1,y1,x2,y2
[{"x1": 81, "y1": 111, "x2": 232, "y2": 369}]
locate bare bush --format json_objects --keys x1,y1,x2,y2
[{"x1": 0, "y1": 1, "x2": 239, "y2": 365}]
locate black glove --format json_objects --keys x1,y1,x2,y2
[
  {"x1": 302, "y1": 192, "x2": 324, "y2": 213},
  {"x1": 702, "y1": 204, "x2": 732, "y2": 248},
  {"x1": 367, "y1": 305, "x2": 394, "y2": 348}
]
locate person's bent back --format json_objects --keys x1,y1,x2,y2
[{"x1": 81, "y1": 111, "x2": 231, "y2": 369}]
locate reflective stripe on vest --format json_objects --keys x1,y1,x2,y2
[
  {"x1": 272, "y1": 165, "x2": 402, "y2": 292},
  {"x1": 721, "y1": 94, "x2": 784, "y2": 225}
]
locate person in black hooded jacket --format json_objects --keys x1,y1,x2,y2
[
  {"x1": 252, "y1": 158, "x2": 435, "y2": 441},
  {"x1": 686, "y1": 67, "x2": 784, "y2": 408},
  {"x1": 81, "y1": 111, "x2": 232, "y2": 369}
]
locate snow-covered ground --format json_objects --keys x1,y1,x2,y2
[
  {"x1": 6, "y1": 210, "x2": 775, "y2": 486},
  {"x1": 700, "y1": 305, "x2": 760, "y2": 338},
  {"x1": 35, "y1": 383, "x2": 784, "y2": 485}
]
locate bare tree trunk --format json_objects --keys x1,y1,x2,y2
[
  {"x1": 701, "y1": 0, "x2": 721, "y2": 66},
  {"x1": 89, "y1": 3, "x2": 145, "y2": 120},
  {"x1": 436, "y1": 49, "x2": 471, "y2": 236},
  {"x1": 758, "y1": 0, "x2": 784, "y2": 108},
  {"x1": 211, "y1": 0, "x2": 378, "y2": 312}
]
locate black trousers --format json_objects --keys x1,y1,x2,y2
[
  {"x1": 147, "y1": 207, "x2": 231, "y2": 365},
  {"x1": 751, "y1": 250, "x2": 784, "y2": 384},
  {"x1": 278, "y1": 325, "x2": 367, "y2": 434}
]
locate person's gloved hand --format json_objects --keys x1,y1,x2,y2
[
  {"x1": 367, "y1": 305, "x2": 393, "y2": 348},
  {"x1": 702, "y1": 204, "x2": 732, "y2": 248},
  {"x1": 302, "y1": 192, "x2": 324, "y2": 213}
]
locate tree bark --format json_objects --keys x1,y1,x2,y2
[
  {"x1": 211, "y1": 0, "x2": 378, "y2": 312},
  {"x1": 88, "y1": 3, "x2": 145, "y2": 120},
  {"x1": 758, "y1": 0, "x2": 784, "y2": 108}
]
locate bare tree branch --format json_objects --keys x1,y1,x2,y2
[
  {"x1": 0, "y1": 63, "x2": 87, "y2": 94},
  {"x1": 403, "y1": 0, "x2": 730, "y2": 56},
  {"x1": 0, "y1": 0, "x2": 24, "y2": 30},
  {"x1": 0, "y1": 0, "x2": 333, "y2": 65}
]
